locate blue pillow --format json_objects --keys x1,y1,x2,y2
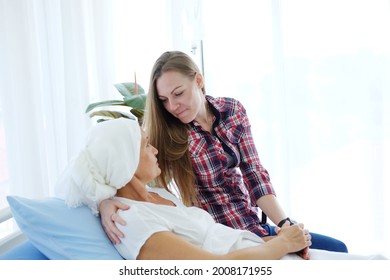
[
  {"x1": 0, "y1": 240, "x2": 49, "y2": 260},
  {"x1": 7, "y1": 196, "x2": 124, "y2": 260}
]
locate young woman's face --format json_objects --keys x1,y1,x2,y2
[
  {"x1": 156, "y1": 70, "x2": 204, "y2": 124},
  {"x1": 135, "y1": 130, "x2": 160, "y2": 183}
]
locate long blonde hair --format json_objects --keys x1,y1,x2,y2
[{"x1": 143, "y1": 51, "x2": 205, "y2": 206}]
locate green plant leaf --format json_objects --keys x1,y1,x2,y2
[
  {"x1": 85, "y1": 100, "x2": 126, "y2": 113},
  {"x1": 89, "y1": 110, "x2": 133, "y2": 119},
  {"x1": 130, "y1": 108, "x2": 144, "y2": 119},
  {"x1": 123, "y1": 94, "x2": 147, "y2": 110},
  {"x1": 114, "y1": 82, "x2": 145, "y2": 98}
]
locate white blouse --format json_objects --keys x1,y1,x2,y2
[
  {"x1": 113, "y1": 187, "x2": 386, "y2": 260},
  {"x1": 114, "y1": 186, "x2": 263, "y2": 260}
]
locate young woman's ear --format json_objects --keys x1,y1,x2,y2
[{"x1": 195, "y1": 72, "x2": 204, "y2": 89}]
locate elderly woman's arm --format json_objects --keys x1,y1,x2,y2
[{"x1": 137, "y1": 224, "x2": 311, "y2": 260}]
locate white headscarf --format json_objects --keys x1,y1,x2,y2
[{"x1": 58, "y1": 117, "x2": 141, "y2": 215}]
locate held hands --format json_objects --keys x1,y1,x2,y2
[
  {"x1": 275, "y1": 222, "x2": 311, "y2": 260},
  {"x1": 99, "y1": 199, "x2": 129, "y2": 244}
]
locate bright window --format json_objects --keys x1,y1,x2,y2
[{"x1": 201, "y1": 0, "x2": 390, "y2": 257}]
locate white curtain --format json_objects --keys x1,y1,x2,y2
[
  {"x1": 0, "y1": 0, "x2": 117, "y2": 200},
  {"x1": 0, "y1": 0, "x2": 175, "y2": 208},
  {"x1": 202, "y1": 0, "x2": 390, "y2": 257},
  {"x1": 111, "y1": 0, "x2": 174, "y2": 87}
]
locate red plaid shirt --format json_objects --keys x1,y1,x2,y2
[{"x1": 188, "y1": 96, "x2": 275, "y2": 237}]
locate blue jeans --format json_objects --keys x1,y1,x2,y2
[{"x1": 266, "y1": 225, "x2": 348, "y2": 253}]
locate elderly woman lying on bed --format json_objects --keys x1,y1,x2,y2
[{"x1": 61, "y1": 117, "x2": 385, "y2": 260}]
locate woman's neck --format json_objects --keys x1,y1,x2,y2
[
  {"x1": 196, "y1": 101, "x2": 214, "y2": 133},
  {"x1": 116, "y1": 177, "x2": 175, "y2": 206},
  {"x1": 116, "y1": 176, "x2": 151, "y2": 202}
]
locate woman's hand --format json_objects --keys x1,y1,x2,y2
[
  {"x1": 298, "y1": 246, "x2": 310, "y2": 260},
  {"x1": 275, "y1": 223, "x2": 311, "y2": 259},
  {"x1": 99, "y1": 199, "x2": 129, "y2": 244}
]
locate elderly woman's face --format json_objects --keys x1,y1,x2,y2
[
  {"x1": 156, "y1": 70, "x2": 204, "y2": 124},
  {"x1": 134, "y1": 129, "x2": 161, "y2": 183}
]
